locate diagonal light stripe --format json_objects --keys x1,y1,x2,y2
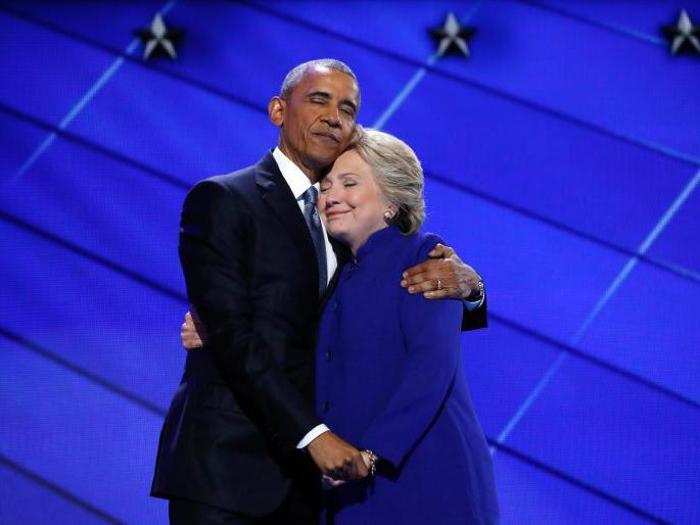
[
  {"x1": 494, "y1": 168, "x2": 700, "y2": 451},
  {"x1": 12, "y1": 0, "x2": 177, "y2": 182},
  {"x1": 573, "y1": 168, "x2": 700, "y2": 344},
  {"x1": 521, "y1": 0, "x2": 666, "y2": 47},
  {"x1": 372, "y1": 1, "x2": 483, "y2": 130},
  {"x1": 14, "y1": 49, "x2": 133, "y2": 181},
  {"x1": 491, "y1": 352, "x2": 568, "y2": 451},
  {"x1": 372, "y1": 54, "x2": 438, "y2": 130},
  {"x1": 0, "y1": 453, "x2": 122, "y2": 524}
]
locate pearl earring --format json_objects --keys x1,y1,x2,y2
[{"x1": 384, "y1": 211, "x2": 393, "y2": 220}]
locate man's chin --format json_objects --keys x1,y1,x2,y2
[{"x1": 310, "y1": 144, "x2": 343, "y2": 164}]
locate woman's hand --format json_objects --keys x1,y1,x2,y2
[
  {"x1": 321, "y1": 474, "x2": 346, "y2": 489},
  {"x1": 180, "y1": 310, "x2": 206, "y2": 350},
  {"x1": 321, "y1": 449, "x2": 377, "y2": 490}
]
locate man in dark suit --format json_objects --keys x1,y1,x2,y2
[{"x1": 151, "y1": 59, "x2": 486, "y2": 524}]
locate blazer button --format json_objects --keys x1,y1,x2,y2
[
  {"x1": 324, "y1": 351, "x2": 332, "y2": 361},
  {"x1": 323, "y1": 401, "x2": 331, "y2": 413}
]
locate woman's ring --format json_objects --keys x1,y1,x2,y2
[{"x1": 436, "y1": 279, "x2": 443, "y2": 290}]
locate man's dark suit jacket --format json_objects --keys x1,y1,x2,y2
[{"x1": 150, "y1": 151, "x2": 487, "y2": 517}]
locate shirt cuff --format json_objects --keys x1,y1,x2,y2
[
  {"x1": 463, "y1": 292, "x2": 485, "y2": 312},
  {"x1": 296, "y1": 424, "x2": 330, "y2": 449}
]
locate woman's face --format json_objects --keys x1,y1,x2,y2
[{"x1": 318, "y1": 150, "x2": 392, "y2": 253}]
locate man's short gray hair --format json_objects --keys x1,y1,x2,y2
[
  {"x1": 280, "y1": 59, "x2": 360, "y2": 106},
  {"x1": 349, "y1": 128, "x2": 425, "y2": 235}
]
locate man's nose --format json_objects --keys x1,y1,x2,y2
[{"x1": 322, "y1": 107, "x2": 341, "y2": 128}]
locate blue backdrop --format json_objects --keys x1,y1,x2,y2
[{"x1": 1, "y1": 1, "x2": 698, "y2": 523}]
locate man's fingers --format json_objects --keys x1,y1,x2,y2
[
  {"x1": 423, "y1": 288, "x2": 452, "y2": 300},
  {"x1": 328, "y1": 453, "x2": 368, "y2": 480},
  {"x1": 428, "y1": 243, "x2": 455, "y2": 259},
  {"x1": 337, "y1": 457, "x2": 366, "y2": 480},
  {"x1": 356, "y1": 456, "x2": 369, "y2": 477},
  {"x1": 406, "y1": 279, "x2": 440, "y2": 294},
  {"x1": 184, "y1": 312, "x2": 197, "y2": 333},
  {"x1": 181, "y1": 318, "x2": 203, "y2": 350},
  {"x1": 401, "y1": 271, "x2": 432, "y2": 288},
  {"x1": 402, "y1": 259, "x2": 448, "y2": 284},
  {"x1": 402, "y1": 260, "x2": 433, "y2": 279}
]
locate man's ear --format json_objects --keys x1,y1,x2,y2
[{"x1": 268, "y1": 96, "x2": 285, "y2": 127}]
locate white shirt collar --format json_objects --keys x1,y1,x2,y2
[{"x1": 272, "y1": 147, "x2": 318, "y2": 200}]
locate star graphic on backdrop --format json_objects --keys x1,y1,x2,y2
[
  {"x1": 429, "y1": 12, "x2": 475, "y2": 58},
  {"x1": 662, "y1": 9, "x2": 700, "y2": 55},
  {"x1": 135, "y1": 14, "x2": 183, "y2": 60}
]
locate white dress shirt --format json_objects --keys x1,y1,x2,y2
[
  {"x1": 273, "y1": 148, "x2": 337, "y2": 285},
  {"x1": 272, "y1": 147, "x2": 333, "y2": 448}
]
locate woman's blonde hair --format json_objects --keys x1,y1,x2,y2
[{"x1": 348, "y1": 127, "x2": 425, "y2": 234}]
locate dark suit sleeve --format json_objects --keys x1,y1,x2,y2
[
  {"x1": 462, "y1": 294, "x2": 487, "y2": 331},
  {"x1": 360, "y1": 239, "x2": 464, "y2": 469},
  {"x1": 178, "y1": 180, "x2": 320, "y2": 449}
]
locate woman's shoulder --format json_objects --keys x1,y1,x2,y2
[{"x1": 402, "y1": 230, "x2": 447, "y2": 264}]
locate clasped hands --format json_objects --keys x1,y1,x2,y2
[{"x1": 306, "y1": 431, "x2": 374, "y2": 489}]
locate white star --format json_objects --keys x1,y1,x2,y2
[
  {"x1": 669, "y1": 10, "x2": 700, "y2": 54},
  {"x1": 431, "y1": 12, "x2": 473, "y2": 57},
  {"x1": 143, "y1": 14, "x2": 178, "y2": 60}
]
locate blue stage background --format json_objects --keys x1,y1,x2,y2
[{"x1": 1, "y1": 1, "x2": 699, "y2": 523}]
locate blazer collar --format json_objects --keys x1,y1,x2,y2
[{"x1": 255, "y1": 150, "x2": 319, "y2": 284}]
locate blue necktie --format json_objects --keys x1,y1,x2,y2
[{"x1": 301, "y1": 186, "x2": 327, "y2": 296}]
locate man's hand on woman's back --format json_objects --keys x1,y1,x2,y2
[
  {"x1": 181, "y1": 310, "x2": 205, "y2": 350},
  {"x1": 401, "y1": 243, "x2": 483, "y2": 300}
]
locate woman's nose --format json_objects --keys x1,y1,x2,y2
[{"x1": 323, "y1": 192, "x2": 340, "y2": 208}]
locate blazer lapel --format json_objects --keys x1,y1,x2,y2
[
  {"x1": 319, "y1": 237, "x2": 351, "y2": 311},
  {"x1": 255, "y1": 152, "x2": 319, "y2": 286}
]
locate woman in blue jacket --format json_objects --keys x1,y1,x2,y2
[{"x1": 315, "y1": 128, "x2": 498, "y2": 524}]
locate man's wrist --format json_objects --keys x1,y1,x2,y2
[
  {"x1": 465, "y1": 280, "x2": 484, "y2": 302},
  {"x1": 297, "y1": 424, "x2": 330, "y2": 449}
]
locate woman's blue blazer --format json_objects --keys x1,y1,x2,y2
[{"x1": 315, "y1": 226, "x2": 499, "y2": 524}]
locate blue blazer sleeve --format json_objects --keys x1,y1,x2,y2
[{"x1": 360, "y1": 235, "x2": 464, "y2": 468}]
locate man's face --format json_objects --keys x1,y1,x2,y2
[{"x1": 271, "y1": 66, "x2": 359, "y2": 174}]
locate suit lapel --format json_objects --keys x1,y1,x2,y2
[
  {"x1": 255, "y1": 152, "x2": 319, "y2": 286},
  {"x1": 330, "y1": 237, "x2": 351, "y2": 267},
  {"x1": 319, "y1": 237, "x2": 351, "y2": 311}
]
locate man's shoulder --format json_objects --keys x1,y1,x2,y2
[
  {"x1": 184, "y1": 151, "x2": 279, "y2": 217},
  {"x1": 204, "y1": 163, "x2": 259, "y2": 194},
  {"x1": 189, "y1": 154, "x2": 272, "y2": 201},
  {"x1": 182, "y1": 162, "x2": 263, "y2": 220}
]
